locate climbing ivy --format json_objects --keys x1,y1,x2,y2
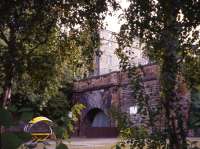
[{"x1": 110, "y1": 65, "x2": 168, "y2": 149}]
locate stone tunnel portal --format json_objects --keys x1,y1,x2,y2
[
  {"x1": 73, "y1": 64, "x2": 190, "y2": 138},
  {"x1": 85, "y1": 108, "x2": 110, "y2": 127},
  {"x1": 80, "y1": 108, "x2": 118, "y2": 138}
]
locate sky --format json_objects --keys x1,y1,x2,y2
[{"x1": 104, "y1": 0, "x2": 130, "y2": 33}]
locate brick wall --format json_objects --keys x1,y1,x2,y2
[{"x1": 73, "y1": 64, "x2": 190, "y2": 137}]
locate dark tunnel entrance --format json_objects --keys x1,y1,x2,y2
[
  {"x1": 86, "y1": 108, "x2": 110, "y2": 127},
  {"x1": 81, "y1": 108, "x2": 118, "y2": 138}
]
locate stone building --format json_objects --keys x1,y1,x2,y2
[
  {"x1": 72, "y1": 30, "x2": 190, "y2": 138},
  {"x1": 73, "y1": 64, "x2": 190, "y2": 137},
  {"x1": 93, "y1": 29, "x2": 148, "y2": 75},
  {"x1": 73, "y1": 64, "x2": 159, "y2": 137}
]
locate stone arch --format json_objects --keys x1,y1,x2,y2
[{"x1": 84, "y1": 108, "x2": 110, "y2": 128}]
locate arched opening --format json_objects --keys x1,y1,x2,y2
[
  {"x1": 78, "y1": 108, "x2": 118, "y2": 138},
  {"x1": 86, "y1": 108, "x2": 110, "y2": 127},
  {"x1": 80, "y1": 108, "x2": 118, "y2": 137}
]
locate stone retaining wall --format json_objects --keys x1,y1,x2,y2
[{"x1": 73, "y1": 64, "x2": 190, "y2": 137}]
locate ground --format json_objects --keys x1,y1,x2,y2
[
  {"x1": 26, "y1": 137, "x2": 200, "y2": 149},
  {"x1": 36, "y1": 138, "x2": 118, "y2": 149},
  {"x1": 65, "y1": 138, "x2": 118, "y2": 149}
]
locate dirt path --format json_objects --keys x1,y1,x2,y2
[
  {"x1": 64, "y1": 138, "x2": 118, "y2": 149},
  {"x1": 26, "y1": 137, "x2": 200, "y2": 149},
  {"x1": 34, "y1": 138, "x2": 118, "y2": 149}
]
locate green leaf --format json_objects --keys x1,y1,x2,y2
[
  {"x1": 18, "y1": 107, "x2": 33, "y2": 112},
  {"x1": 17, "y1": 132, "x2": 32, "y2": 142},
  {"x1": 7, "y1": 105, "x2": 18, "y2": 113},
  {"x1": 54, "y1": 127, "x2": 66, "y2": 139},
  {"x1": 116, "y1": 144, "x2": 121, "y2": 149},
  {"x1": 56, "y1": 143, "x2": 69, "y2": 149},
  {"x1": 2, "y1": 133, "x2": 23, "y2": 149},
  {"x1": 20, "y1": 111, "x2": 33, "y2": 121},
  {"x1": 0, "y1": 108, "x2": 13, "y2": 127}
]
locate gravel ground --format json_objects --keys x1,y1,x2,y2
[
  {"x1": 22, "y1": 137, "x2": 200, "y2": 149},
  {"x1": 64, "y1": 138, "x2": 118, "y2": 149},
  {"x1": 30, "y1": 138, "x2": 118, "y2": 149}
]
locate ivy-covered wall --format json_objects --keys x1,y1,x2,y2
[{"x1": 73, "y1": 64, "x2": 190, "y2": 137}]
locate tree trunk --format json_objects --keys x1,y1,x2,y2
[
  {"x1": 161, "y1": 47, "x2": 187, "y2": 149},
  {"x1": 1, "y1": 21, "x2": 17, "y2": 107},
  {"x1": 0, "y1": 22, "x2": 16, "y2": 149},
  {"x1": 0, "y1": 72, "x2": 13, "y2": 148},
  {"x1": 2, "y1": 84, "x2": 12, "y2": 107}
]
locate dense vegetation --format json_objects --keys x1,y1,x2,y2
[
  {"x1": 0, "y1": 0, "x2": 118, "y2": 148},
  {"x1": 0, "y1": 0, "x2": 200, "y2": 149},
  {"x1": 116, "y1": 0, "x2": 200, "y2": 149}
]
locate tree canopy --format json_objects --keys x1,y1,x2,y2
[
  {"x1": 0, "y1": 1, "x2": 119, "y2": 148},
  {"x1": 0, "y1": 0, "x2": 119, "y2": 106},
  {"x1": 117, "y1": 0, "x2": 200, "y2": 149}
]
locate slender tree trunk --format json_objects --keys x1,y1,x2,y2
[
  {"x1": 0, "y1": 68, "x2": 13, "y2": 149},
  {"x1": 2, "y1": 21, "x2": 17, "y2": 107},
  {"x1": 2, "y1": 82, "x2": 12, "y2": 107},
  {"x1": 0, "y1": 23, "x2": 16, "y2": 149}
]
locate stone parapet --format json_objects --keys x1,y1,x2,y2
[
  {"x1": 73, "y1": 71, "x2": 120, "y2": 92},
  {"x1": 73, "y1": 64, "x2": 159, "y2": 93}
]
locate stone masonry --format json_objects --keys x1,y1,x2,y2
[{"x1": 73, "y1": 64, "x2": 190, "y2": 137}]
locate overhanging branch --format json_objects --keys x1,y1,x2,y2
[{"x1": 0, "y1": 28, "x2": 9, "y2": 45}]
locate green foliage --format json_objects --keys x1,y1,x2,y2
[
  {"x1": 120, "y1": 127, "x2": 168, "y2": 149},
  {"x1": 110, "y1": 106, "x2": 132, "y2": 131},
  {"x1": 110, "y1": 106, "x2": 167, "y2": 149},
  {"x1": 110, "y1": 65, "x2": 165, "y2": 149},
  {"x1": 10, "y1": 86, "x2": 85, "y2": 140},
  {"x1": 182, "y1": 56, "x2": 200, "y2": 88},
  {"x1": 2, "y1": 133, "x2": 23, "y2": 149},
  {"x1": 189, "y1": 88, "x2": 200, "y2": 129},
  {"x1": 16, "y1": 132, "x2": 32, "y2": 143},
  {"x1": 128, "y1": 66, "x2": 162, "y2": 123},
  {"x1": 0, "y1": 0, "x2": 119, "y2": 148},
  {"x1": 56, "y1": 143, "x2": 69, "y2": 149},
  {"x1": 41, "y1": 87, "x2": 73, "y2": 126},
  {"x1": 0, "y1": 103, "x2": 84, "y2": 149},
  {"x1": 115, "y1": 144, "x2": 122, "y2": 149},
  {"x1": 71, "y1": 104, "x2": 86, "y2": 122},
  {"x1": 20, "y1": 111, "x2": 34, "y2": 122},
  {"x1": 0, "y1": 107, "x2": 12, "y2": 127},
  {"x1": 117, "y1": 0, "x2": 200, "y2": 148},
  {"x1": 0, "y1": 107, "x2": 32, "y2": 149},
  {"x1": 0, "y1": 0, "x2": 119, "y2": 106},
  {"x1": 54, "y1": 127, "x2": 67, "y2": 139},
  {"x1": 53, "y1": 103, "x2": 85, "y2": 139},
  {"x1": 52, "y1": 104, "x2": 85, "y2": 149}
]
